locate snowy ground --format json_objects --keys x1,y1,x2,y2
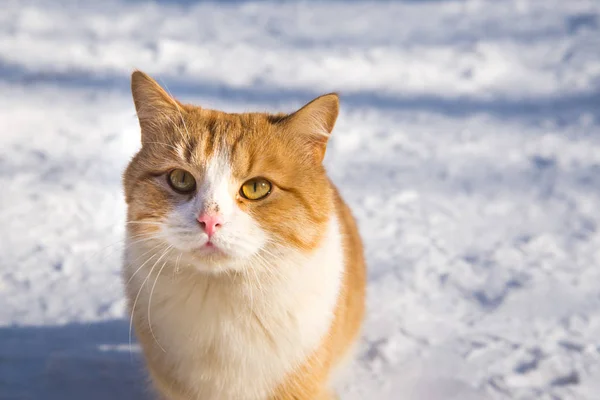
[{"x1": 1, "y1": 0, "x2": 600, "y2": 399}]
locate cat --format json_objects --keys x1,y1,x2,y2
[{"x1": 122, "y1": 70, "x2": 366, "y2": 400}]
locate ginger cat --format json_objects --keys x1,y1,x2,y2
[{"x1": 122, "y1": 71, "x2": 366, "y2": 400}]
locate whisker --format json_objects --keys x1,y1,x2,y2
[
  {"x1": 129, "y1": 245, "x2": 173, "y2": 358},
  {"x1": 248, "y1": 264, "x2": 261, "y2": 313},
  {"x1": 78, "y1": 231, "x2": 165, "y2": 275},
  {"x1": 174, "y1": 252, "x2": 183, "y2": 276},
  {"x1": 125, "y1": 221, "x2": 166, "y2": 226},
  {"x1": 125, "y1": 244, "x2": 165, "y2": 285},
  {"x1": 124, "y1": 235, "x2": 164, "y2": 248},
  {"x1": 148, "y1": 257, "x2": 171, "y2": 353},
  {"x1": 140, "y1": 140, "x2": 181, "y2": 153}
]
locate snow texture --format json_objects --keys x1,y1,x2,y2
[{"x1": 1, "y1": 0, "x2": 600, "y2": 399}]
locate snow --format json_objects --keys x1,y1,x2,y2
[{"x1": 1, "y1": 0, "x2": 600, "y2": 399}]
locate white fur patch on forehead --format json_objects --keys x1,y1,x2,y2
[{"x1": 198, "y1": 149, "x2": 233, "y2": 215}]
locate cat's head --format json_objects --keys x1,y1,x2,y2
[{"x1": 123, "y1": 71, "x2": 339, "y2": 274}]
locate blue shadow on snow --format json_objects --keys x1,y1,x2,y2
[
  {"x1": 2, "y1": 62, "x2": 599, "y2": 123},
  {"x1": 0, "y1": 320, "x2": 147, "y2": 400}
]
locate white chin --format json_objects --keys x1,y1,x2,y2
[{"x1": 184, "y1": 247, "x2": 241, "y2": 274}]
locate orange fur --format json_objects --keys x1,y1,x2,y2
[
  {"x1": 271, "y1": 189, "x2": 366, "y2": 400},
  {"x1": 122, "y1": 71, "x2": 366, "y2": 400}
]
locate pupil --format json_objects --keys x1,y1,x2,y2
[
  {"x1": 253, "y1": 181, "x2": 257, "y2": 192},
  {"x1": 180, "y1": 173, "x2": 186, "y2": 185}
]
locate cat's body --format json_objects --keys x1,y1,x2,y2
[{"x1": 123, "y1": 71, "x2": 365, "y2": 400}]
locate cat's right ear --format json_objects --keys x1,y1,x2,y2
[{"x1": 131, "y1": 70, "x2": 183, "y2": 140}]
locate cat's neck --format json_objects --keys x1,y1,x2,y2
[{"x1": 126, "y1": 215, "x2": 346, "y2": 400}]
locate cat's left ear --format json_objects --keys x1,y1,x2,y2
[
  {"x1": 283, "y1": 93, "x2": 339, "y2": 162},
  {"x1": 131, "y1": 70, "x2": 184, "y2": 141}
]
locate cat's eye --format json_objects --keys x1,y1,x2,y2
[
  {"x1": 240, "y1": 178, "x2": 272, "y2": 200},
  {"x1": 168, "y1": 169, "x2": 196, "y2": 194}
]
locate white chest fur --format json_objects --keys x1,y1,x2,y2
[{"x1": 125, "y1": 217, "x2": 345, "y2": 400}]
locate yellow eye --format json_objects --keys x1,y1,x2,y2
[
  {"x1": 240, "y1": 178, "x2": 272, "y2": 200},
  {"x1": 168, "y1": 169, "x2": 196, "y2": 193}
]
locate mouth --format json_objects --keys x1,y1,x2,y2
[{"x1": 192, "y1": 241, "x2": 225, "y2": 257}]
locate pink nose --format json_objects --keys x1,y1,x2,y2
[{"x1": 197, "y1": 213, "x2": 223, "y2": 237}]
